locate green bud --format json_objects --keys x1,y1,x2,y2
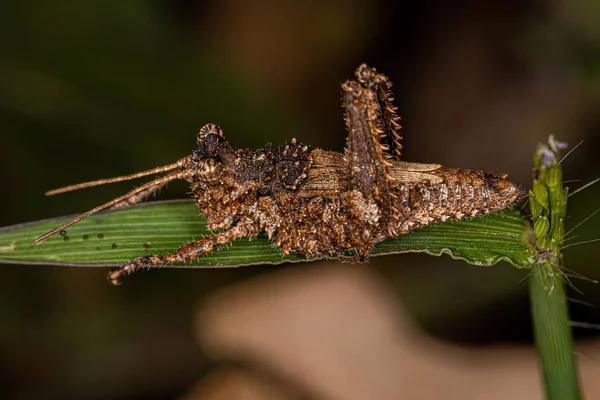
[
  {"x1": 533, "y1": 181, "x2": 549, "y2": 208},
  {"x1": 534, "y1": 216, "x2": 550, "y2": 238},
  {"x1": 546, "y1": 164, "x2": 562, "y2": 188},
  {"x1": 529, "y1": 190, "x2": 542, "y2": 217}
]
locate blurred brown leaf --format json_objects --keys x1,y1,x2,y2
[{"x1": 194, "y1": 264, "x2": 600, "y2": 400}]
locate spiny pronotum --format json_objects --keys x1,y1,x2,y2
[{"x1": 34, "y1": 64, "x2": 520, "y2": 285}]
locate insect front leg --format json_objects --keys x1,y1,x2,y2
[
  {"x1": 107, "y1": 223, "x2": 257, "y2": 285},
  {"x1": 108, "y1": 178, "x2": 192, "y2": 210},
  {"x1": 108, "y1": 180, "x2": 170, "y2": 210}
]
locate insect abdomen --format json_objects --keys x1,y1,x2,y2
[{"x1": 392, "y1": 167, "x2": 519, "y2": 233}]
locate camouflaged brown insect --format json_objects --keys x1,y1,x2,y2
[{"x1": 34, "y1": 64, "x2": 520, "y2": 285}]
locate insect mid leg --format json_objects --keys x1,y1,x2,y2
[
  {"x1": 340, "y1": 247, "x2": 371, "y2": 263},
  {"x1": 107, "y1": 223, "x2": 256, "y2": 285}
]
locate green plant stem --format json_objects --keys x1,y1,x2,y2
[
  {"x1": 528, "y1": 136, "x2": 580, "y2": 400},
  {"x1": 529, "y1": 262, "x2": 580, "y2": 399}
]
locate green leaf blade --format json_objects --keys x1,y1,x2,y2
[{"x1": 0, "y1": 200, "x2": 533, "y2": 268}]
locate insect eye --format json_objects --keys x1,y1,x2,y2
[
  {"x1": 194, "y1": 124, "x2": 227, "y2": 159},
  {"x1": 197, "y1": 123, "x2": 224, "y2": 145}
]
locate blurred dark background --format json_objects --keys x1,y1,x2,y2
[{"x1": 1, "y1": 0, "x2": 600, "y2": 398}]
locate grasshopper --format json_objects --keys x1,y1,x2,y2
[{"x1": 35, "y1": 64, "x2": 520, "y2": 285}]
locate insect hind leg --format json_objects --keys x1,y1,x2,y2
[{"x1": 354, "y1": 64, "x2": 403, "y2": 161}]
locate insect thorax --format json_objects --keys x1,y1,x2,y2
[{"x1": 190, "y1": 140, "x2": 313, "y2": 230}]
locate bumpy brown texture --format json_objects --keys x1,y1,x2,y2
[{"x1": 80, "y1": 64, "x2": 518, "y2": 284}]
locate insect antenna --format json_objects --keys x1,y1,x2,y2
[
  {"x1": 34, "y1": 157, "x2": 194, "y2": 244},
  {"x1": 46, "y1": 161, "x2": 184, "y2": 196}
]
